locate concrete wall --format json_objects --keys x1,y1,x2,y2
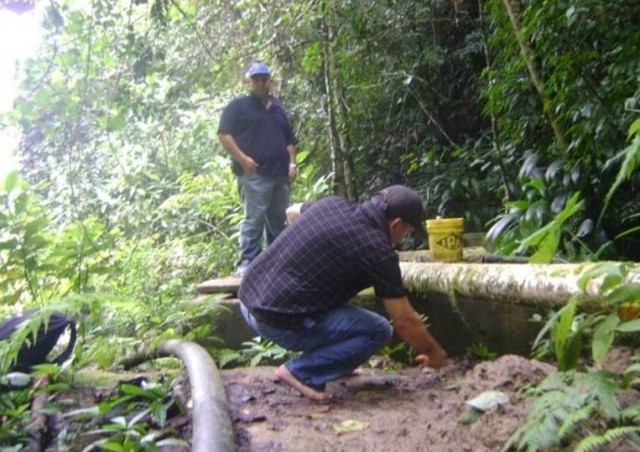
[
  {"x1": 202, "y1": 291, "x2": 543, "y2": 358},
  {"x1": 197, "y1": 261, "x2": 640, "y2": 358}
]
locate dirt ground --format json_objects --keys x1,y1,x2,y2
[{"x1": 221, "y1": 354, "x2": 557, "y2": 452}]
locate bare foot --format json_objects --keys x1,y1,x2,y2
[{"x1": 275, "y1": 365, "x2": 333, "y2": 401}]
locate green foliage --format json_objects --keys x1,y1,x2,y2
[
  {"x1": 552, "y1": 297, "x2": 583, "y2": 371},
  {"x1": 592, "y1": 314, "x2": 619, "y2": 366},
  {"x1": 0, "y1": 167, "x2": 234, "y2": 372},
  {"x1": 486, "y1": 154, "x2": 597, "y2": 262},
  {"x1": 513, "y1": 262, "x2": 640, "y2": 450},
  {"x1": 238, "y1": 337, "x2": 298, "y2": 368},
  {"x1": 600, "y1": 117, "x2": 640, "y2": 249},
  {"x1": 290, "y1": 151, "x2": 333, "y2": 203},
  {"x1": 378, "y1": 341, "x2": 411, "y2": 368},
  {"x1": 504, "y1": 368, "x2": 640, "y2": 451},
  {"x1": 575, "y1": 426, "x2": 640, "y2": 452},
  {"x1": 503, "y1": 372, "x2": 612, "y2": 451},
  {"x1": 484, "y1": 0, "x2": 640, "y2": 260},
  {"x1": 0, "y1": 171, "x2": 112, "y2": 306},
  {"x1": 0, "y1": 0, "x2": 638, "y2": 445},
  {"x1": 0, "y1": 382, "x2": 31, "y2": 448},
  {"x1": 78, "y1": 297, "x2": 229, "y2": 369},
  {"x1": 217, "y1": 336, "x2": 298, "y2": 368},
  {"x1": 553, "y1": 297, "x2": 578, "y2": 363},
  {"x1": 576, "y1": 263, "x2": 640, "y2": 367},
  {"x1": 4, "y1": 0, "x2": 639, "y2": 265},
  {"x1": 0, "y1": 354, "x2": 76, "y2": 447},
  {"x1": 0, "y1": 386, "x2": 32, "y2": 448},
  {"x1": 533, "y1": 263, "x2": 640, "y2": 372},
  {"x1": 217, "y1": 335, "x2": 302, "y2": 369},
  {"x1": 520, "y1": 192, "x2": 585, "y2": 264},
  {"x1": 57, "y1": 376, "x2": 188, "y2": 451},
  {"x1": 466, "y1": 342, "x2": 497, "y2": 361}
]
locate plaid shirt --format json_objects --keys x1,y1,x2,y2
[{"x1": 238, "y1": 196, "x2": 406, "y2": 329}]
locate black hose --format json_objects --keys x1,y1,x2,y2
[
  {"x1": 481, "y1": 254, "x2": 564, "y2": 264},
  {"x1": 157, "y1": 340, "x2": 234, "y2": 452}
]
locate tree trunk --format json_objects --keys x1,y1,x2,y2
[
  {"x1": 322, "y1": 9, "x2": 346, "y2": 197},
  {"x1": 479, "y1": 0, "x2": 513, "y2": 201},
  {"x1": 322, "y1": 3, "x2": 357, "y2": 199},
  {"x1": 336, "y1": 91, "x2": 358, "y2": 200},
  {"x1": 502, "y1": 0, "x2": 569, "y2": 153}
]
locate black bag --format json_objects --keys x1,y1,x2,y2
[{"x1": 0, "y1": 311, "x2": 77, "y2": 373}]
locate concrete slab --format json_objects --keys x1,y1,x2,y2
[{"x1": 197, "y1": 276, "x2": 241, "y2": 295}]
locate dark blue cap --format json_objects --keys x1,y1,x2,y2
[{"x1": 373, "y1": 185, "x2": 427, "y2": 236}]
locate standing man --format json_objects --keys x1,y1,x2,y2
[
  {"x1": 218, "y1": 62, "x2": 298, "y2": 276},
  {"x1": 238, "y1": 185, "x2": 448, "y2": 400}
]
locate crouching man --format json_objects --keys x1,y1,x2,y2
[{"x1": 238, "y1": 185, "x2": 448, "y2": 400}]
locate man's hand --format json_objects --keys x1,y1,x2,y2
[
  {"x1": 427, "y1": 347, "x2": 449, "y2": 369},
  {"x1": 218, "y1": 133, "x2": 258, "y2": 174},
  {"x1": 415, "y1": 348, "x2": 448, "y2": 369},
  {"x1": 286, "y1": 203, "x2": 303, "y2": 224},
  {"x1": 240, "y1": 155, "x2": 259, "y2": 173},
  {"x1": 288, "y1": 163, "x2": 297, "y2": 182},
  {"x1": 383, "y1": 297, "x2": 449, "y2": 370}
]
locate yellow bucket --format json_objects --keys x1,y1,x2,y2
[{"x1": 426, "y1": 218, "x2": 464, "y2": 262}]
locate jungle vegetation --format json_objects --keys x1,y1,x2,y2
[{"x1": 0, "y1": 0, "x2": 639, "y2": 449}]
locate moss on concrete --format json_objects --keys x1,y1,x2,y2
[
  {"x1": 74, "y1": 368, "x2": 181, "y2": 388},
  {"x1": 400, "y1": 261, "x2": 640, "y2": 311}
]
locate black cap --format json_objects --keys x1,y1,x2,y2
[{"x1": 373, "y1": 185, "x2": 426, "y2": 236}]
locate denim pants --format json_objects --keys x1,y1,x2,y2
[
  {"x1": 238, "y1": 172, "x2": 290, "y2": 265},
  {"x1": 240, "y1": 303, "x2": 393, "y2": 391}
]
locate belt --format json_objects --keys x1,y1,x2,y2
[{"x1": 249, "y1": 308, "x2": 308, "y2": 331}]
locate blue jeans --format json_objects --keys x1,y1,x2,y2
[
  {"x1": 240, "y1": 303, "x2": 393, "y2": 391},
  {"x1": 238, "y1": 172, "x2": 290, "y2": 265}
]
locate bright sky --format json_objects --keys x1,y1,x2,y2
[{"x1": 0, "y1": 5, "x2": 44, "y2": 180}]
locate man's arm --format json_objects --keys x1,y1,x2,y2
[
  {"x1": 286, "y1": 203, "x2": 303, "y2": 224},
  {"x1": 287, "y1": 144, "x2": 297, "y2": 180},
  {"x1": 383, "y1": 297, "x2": 448, "y2": 369},
  {"x1": 218, "y1": 132, "x2": 258, "y2": 174},
  {"x1": 286, "y1": 200, "x2": 316, "y2": 224}
]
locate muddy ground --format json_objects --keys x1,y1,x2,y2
[
  {"x1": 50, "y1": 349, "x2": 636, "y2": 451},
  {"x1": 221, "y1": 354, "x2": 557, "y2": 452}
]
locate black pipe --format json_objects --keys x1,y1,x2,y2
[
  {"x1": 481, "y1": 255, "x2": 564, "y2": 264},
  {"x1": 157, "y1": 340, "x2": 234, "y2": 452}
]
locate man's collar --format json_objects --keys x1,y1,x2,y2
[{"x1": 360, "y1": 200, "x2": 391, "y2": 240}]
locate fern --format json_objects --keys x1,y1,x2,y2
[
  {"x1": 512, "y1": 262, "x2": 640, "y2": 451},
  {"x1": 504, "y1": 371, "x2": 624, "y2": 452},
  {"x1": 503, "y1": 373, "x2": 586, "y2": 451},
  {"x1": 619, "y1": 402, "x2": 640, "y2": 423},
  {"x1": 557, "y1": 402, "x2": 596, "y2": 441},
  {"x1": 574, "y1": 371, "x2": 620, "y2": 420},
  {"x1": 575, "y1": 426, "x2": 640, "y2": 452}
]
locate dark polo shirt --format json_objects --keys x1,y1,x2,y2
[
  {"x1": 238, "y1": 197, "x2": 406, "y2": 329},
  {"x1": 218, "y1": 94, "x2": 298, "y2": 176}
]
